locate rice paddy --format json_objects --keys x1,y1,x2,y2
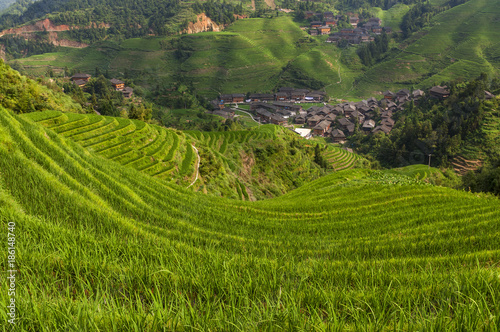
[{"x1": 2, "y1": 108, "x2": 500, "y2": 330}]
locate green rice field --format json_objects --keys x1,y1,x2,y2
[{"x1": 1, "y1": 108, "x2": 500, "y2": 330}]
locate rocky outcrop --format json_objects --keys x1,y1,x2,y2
[
  {"x1": 1, "y1": 18, "x2": 71, "y2": 36},
  {"x1": 184, "y1": 13, "x2": 221, "y2": 34},
  {"x1": 0, "y1": 18, "x2": 109, "y2": 48}
]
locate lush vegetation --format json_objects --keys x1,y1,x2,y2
[
  {"x1": 2, "y1": 108, "x2": 500, "y2": 330},
  {"x1": 356, "y1": 32, "x2": 389, "y2": 66},
  {"x1": 0, "y1": 59, "x2": 82, "y2": 113},
  {"x1": 0, "y1": 35, "x2": 57, "y2": 59},
  {"x1": 350, "y1": 75, "x2": 500, "y2": 169},
  {"x1": 24, "y1": 110, "x2": 363, "y2": 199}
]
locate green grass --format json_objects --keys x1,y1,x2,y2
[
  {"x1": 369, "y1": 3, "x2": 411, "y2": 30},
  {"x1": 10, "y1": 0, "x2": 500, "y2": 100},
  {"x1": 2, "y1": 108, "x2": 500, "y2": 330}
]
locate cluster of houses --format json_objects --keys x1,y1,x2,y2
[
  {"x1": 327, "y1": 18, "x2": 390, "y2": 45},
  {"x1": 249, "y1": 88, "x2": 431, "y2": 142},
  {"x1": 294, "y1": 89, "x2": 426, "y2": 141},
  {"x1": 307, "y1": 13, "x2": 389, "y2": 44},
  {"x1": 307, "y1": 11, "x2": 340, "y2": 36},
  {"x1": 214, "y1": 87, "x2": 327, "y2": 106},
  {"x1": 70, "y1": 73, "x2": 134, "y2": 98}
]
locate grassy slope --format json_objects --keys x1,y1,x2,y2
[
  {"x1": 13, "y1": 16, "x2": 359, "y2": 99},
  {"x1": 10, "y1": 0, "x2": 500, "y2": 100},
  {"x1": 354, "y1": 0, "x2": 500, "y2": 96},
  {"x1": 24, "y1": 111, "x2": 363, "y2": 200},
  {"x1": 1, "y1": 108, "x2": 500, "y2": 330}
]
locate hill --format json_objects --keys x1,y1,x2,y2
[
  {"x1": 9, "y1": 16, "x2": 358, "y2": 99},
  {"x1": 353, "y1": 0, "x2": 500, "y2": 96},
  {"x1": 23, "y1": 110, "x2": 364, "y2": 200},
  {"x1": 2, "y1": 107, "x2": 500, "y2": 330}
]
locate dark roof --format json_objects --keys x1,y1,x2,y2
[
  {"x1": 72, "y1": 73, "x2": 91, "y2": 79},
  {"x1": 383, "y1": 90, "x2": 395, "y2": 97},
  {"x1": 123, "y1": 87, "x2": 134, "y2": 93},
  {"x1": 232, "y1": 93, "x2": 245, "y2": 98},
  {"x1": 110, "y1": 78, "x2": 124, "y2": 84},
  {"x1": 429, "y1": 86, "x2": 450, "y2": 95},
  {"x1": 372, "y1": 125, "x2": 392, "y2": 134},
  {"x1": 331, "y1": 129, "x2": 345, "y2": 138},
  {"x1": 73, "y1": 79, "x2": 86, "y2": 86},
  {"x1": 381, "y1": 118, "x2": 395, "y2": 126},
  {"x1": 338, "y1": 117, "x2": 353, "y2": 126},
  {"x1": 313, "y1": 120, "x2": 331, "y2": 130},
  {"x1": 397, "y1": 89, "x2": 410, "y2": 96}
]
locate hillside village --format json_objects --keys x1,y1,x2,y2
[
  {"x1": 211, "y1": 86, "x2": 496, "y2": 143},
  {"x1": 70, "y1": 73, "x2": 134, "y2": 99},
  {"x1": 305, "y1": 11, "x2": 389, "y2": 44}
]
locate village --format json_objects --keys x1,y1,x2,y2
[
  {"x1": 304, "y1": 11, "x2": 391, "y2": 44},
  {"x1": 208, "y1": 85, "x2": 497, "y2": 143},
  {"x1": 70, "y1": 73, "x2": 134, "y2": 98}
]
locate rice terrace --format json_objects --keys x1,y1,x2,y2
[{"x1": 0, "y1": 0, "x2": 500, "y2": 330}]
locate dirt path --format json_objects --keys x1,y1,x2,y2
[
  {"x1": 233, "y1": 108, "x2": 260, "y2": 124},
  {"x1": 187, "y1": 144, "x2": 200, "y2": 189},
  {"x1": 264, "y1": 0, "x2": 276, "y2": 9}
]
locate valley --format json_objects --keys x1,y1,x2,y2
[{"x1": 0, "y1": 0, "x2": 499, "y2": 329}]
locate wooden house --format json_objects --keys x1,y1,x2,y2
[
  {"x1": 307, "y1": 115, "x2": 323, "y2": 127},
  {"x1": 381, "y1": 118, "x2": 395, "y2": 127},
  {"x1": 429, "y1": 86, "x2": 450, "y2": 99},
  {"x1": 122, "y1": 87, "x2": 133, "y2": 98},
  {"x1": 319, "y1": 26, "x2": 331, "y2": 35},
  {"x1": 275, "y1": 92, "x2": 290, "y2": 101},
  {"x1": 383, "y1": 90, "x2": 395, "y2": 100},
  {"x1": 325, "y1": 19, "x2": 337, "y2": 26},
  {"x1": 372, "y1": 124, "x2": 392, "y2": 134},
  {"x1": 311, "y1": 21, "x2": 322, "y2": 28},
  {"x1": 220, "y1": 94, "x2": 233, "y2": 104},
  {"x1": 295, "y1": 115, "x2": 306, "y2": 124},
  {"x1": 362, "y1": 119, "x2": 375, "y2": 131},
  {"x1": 232, "y1": 93, "x2": 245, "y2": 103},
  {"x1": 331, "y1": 129, "x2": 346, "y2": 143},
  {"x1": 71, "y1": 73, "x2": 91, "y2": 82},
  {"x1": 291, "y1": 89, "x2": 309, "y2": 100},
  {"x1": 110, "y1": 78, "x2": 125, "y2": 90},
  {"x1": 73, "y1": 79, "x2": 87, "y2": 88},
  {"x1": 349, "y1": 16, "x2": 359, "y2": 27},
  {"x1": 313, "y1": 120, "x2": 331, "y2": 136}
]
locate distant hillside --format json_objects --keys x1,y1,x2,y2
[
  {"x1": 2, "y1": 107, "x2": 500, "y2": 329},
  {"x1": 5, "y1": 0, "x2": 500, "y2": 101},
  {"x1": 353, "y1": 0, "x2": 500, "y2": 96}
]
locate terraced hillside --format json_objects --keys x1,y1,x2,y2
[
  {"x1": 12, "y1": 16, "x2": 355, "y2": 99},
  {"x1": 2, "y1": 108, "x2": 500, "y2": 330},
  {"x1": 26, "y1": 112, "x2": 363, "y2": 200},
  {"x1": 323, "y1": 145, "x2": 364, "y2": 171},
  {"x1": 23, "y1": 111, "x2": 196, "y2": 185},
  {"x1": 355, "y1": 0, "x2": 500, "y2": 96}
]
